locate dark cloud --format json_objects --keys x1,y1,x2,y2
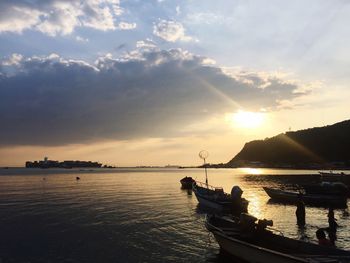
[{"x1": 0, "y1": 49, "x2": 306, "y2": 146}]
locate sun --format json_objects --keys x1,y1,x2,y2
[{"x1": 231, "y1": 110, "x2": 265, "y2": 129}]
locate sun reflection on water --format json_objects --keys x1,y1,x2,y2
[
  {"x1": 246, "y1": 192, "x2": 264, "y2": 219},
  {"x1": 239, "y1": 167, "x2": 264, "y2": 175}
]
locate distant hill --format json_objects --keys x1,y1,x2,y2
[{"x1": 226, "y1": 119, "x2": 350, "y2": 168}]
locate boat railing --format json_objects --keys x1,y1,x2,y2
[{"x1": 195, "y1": 181, "x2": 224, "y2": 192}]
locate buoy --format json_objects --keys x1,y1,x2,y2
[{"x1": 76, "y1": 177, "x2": 80, "y2": 180}]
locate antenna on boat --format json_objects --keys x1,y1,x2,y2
[{"x1": 199, "y1": 150, "x2": 209, "y2": 186}]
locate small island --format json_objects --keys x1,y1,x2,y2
[{"x1": 25, "y1": 157, "x2": 103, "y2": 169}]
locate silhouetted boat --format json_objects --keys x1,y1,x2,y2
[
  {"x1": 319, "y1": 171, "x2": 348, "y2": 176},
  {"x1": 180, "y1": 176, "x2": 195, "y2": 189},
  {"x1": 302, "y1": 181, "x2": 349, "y2": 197},
  {"x1": 193, "y1": 182, "x2": 248, "y2": 214},
  {"x1": 205, "y1": 214, "x2": 350, "y2": 263},
  {"x1": 263, "y1": 187, "x2": 347, "y2": 208},
  {"x1": 319, "y1": 171, "x2": 349, "y2": 181}
]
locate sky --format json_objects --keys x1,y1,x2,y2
[{"x1": 1, "y1": 0, "x2": 350, "y2": 167}]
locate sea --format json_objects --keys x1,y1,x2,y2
[{"x1": 0, "y1": 168, "x2": 349, "y2": 263}]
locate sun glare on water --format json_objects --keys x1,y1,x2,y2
[
  {"x1": 231, "y1": 111, "x2": 265, "y2": 129},
  {"x1": 240, "y1": 167, "x2": 263, "y2": 175}
]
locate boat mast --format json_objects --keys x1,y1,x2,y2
[{"x1": 199, "y1": 150, "x2": 209, "y2": 187}]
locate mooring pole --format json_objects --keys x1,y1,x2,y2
[
  {"x1": 204, "y1": 158, "x2": 208, "y2": 186},
  {"x1": 199, "y1": 150, "x2": 209, "y2": 188}
]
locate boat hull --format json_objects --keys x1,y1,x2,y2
[
  {"x1": 206, "y1": 215, "x2": 350, "y2": 263},
  {"x1": 264, "y1": 187, "x2": 347, "y2": 208},
  {"x1": 193, "y1": 183, "x2": 248, "y2": 214},
  {"x1": 319, "y1": 171, "x2": 348, "y2": 176},
  {"x1": 302, "y1": 182, "x2": 349, "y2": 197},
  {"x1": 213, "y1": 231, "x2": 307, "y2": 263},
  {"x1": 194, "y1": 193, "x2": 229, "y2": 211},
  {"x1": 319, "y1": 171, "x2": 349, "y2": 182}
]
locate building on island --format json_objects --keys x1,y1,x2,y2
[{"x1": 25, "y1": 157, "x2": 102, "y2": 169}]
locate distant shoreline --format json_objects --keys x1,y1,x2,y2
[
  {"x1": 1, "y1": 166, "x2": 350, "y2": 170},
  {"x1": 202, "y1": 164, "x2": 350, "y2": 170}
]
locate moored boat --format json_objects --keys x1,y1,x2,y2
[
  {"x1": 319, "y1": 171, "x2": 349, "y2": 182},
  {"x1": 263, "y1": 187, "x2": 347, "y2": 208},
  {"x1": 319, "y1": 171, "x2": 348, "y2": 176},
  {"x1": 302, "y1": 181, "x2": 349, "y2": 197},
  {"x1": 193, "y1": 182, "x2": 248, "y2": 214},
  {"x1": 193, "y1": 150, "x2": 248, "y2": 214},
  {"x1": 180, "y1": 176, "x2": 195, "y2": 189},
  {"x1": 205, "y1": 214, "x2": 350, "y2": 263}
]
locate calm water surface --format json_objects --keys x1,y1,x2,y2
[{"x1": 0, "y1": 168, "x2": 349, "y2": 262}]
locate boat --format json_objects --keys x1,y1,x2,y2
[
  {"x1": 263, "y1": 187, "x2": 347, "y2": 208},
  {"x1": 205, "y1": 214, "x2": 350, "y2": 263},
  {"x1": 319, "y1": 171, "x2": 349, "y2": 181},
  {"x1": 302, "y1": 181, "x2": 349, "y2": 197},
  {"x1": 193, "y1": 182, "x2": 248, "y2": 214},
  {"x1": 319, "y1": 171, "x2": 348, "y2": 177},
  {"x1": 193, "y1": 150, "x2": 248, "y2": 214},
  {"x1": 180, "y1": 176, "x2": 195, "y2": 189}
]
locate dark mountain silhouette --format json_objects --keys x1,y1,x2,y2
[{"x1": 226, "y1": 119, "x2": 350, "y2": 168}]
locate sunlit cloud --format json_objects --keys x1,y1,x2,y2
[
  {"x1": 153, "y1": 20, "x2": 194, "y2": 42},
  {"x1": 2, "y1": 53, "x2": 23, "y2": 66},
  {"x1": 118, "y1": 22, "x2": 137, "y2": 30},
  {"x1": 136, "y1": 39, "x2": 157, "y2": 50},
  {"x1": 0, "y1": 0, "x2": 131, "y2": 36}
]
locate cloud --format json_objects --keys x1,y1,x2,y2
[
  {"x1": 2, "y1": 53, "x2": 23, "y2": 66},
  {"x1": 117, "y1": 22, "x2": 137, "y2": 30},
  {"x1": 136, "y1": 39, "x2": 157, "y2": 50},
  {"x1": 0, "y1": 49, "x2": 308, "y2": 146},
  {"x1": 153, "y1": 20, "x2": 193, "y2": 42},
  {"x1": 76, "y1": 36, "x2": 89, "y2": 42},
  {"x1": 0, "y1": 0, "x2": 131, "y2": 36},
  {"x1": 176, "y1": 6, "x2": 181, "y2": 16},
  {"x1": 186, "y1": 12, "x2": 233, "y2": 25}
]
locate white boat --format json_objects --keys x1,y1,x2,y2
[
  {"x1": 194, "y1": 150, "x2": 248, "y2": 214},
  {"x1": 206, "y1": 214, "x2": 350, "y2": 263},
  {"x1": 193, "y1": 182, "x2": 248, "y2": 214}
]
